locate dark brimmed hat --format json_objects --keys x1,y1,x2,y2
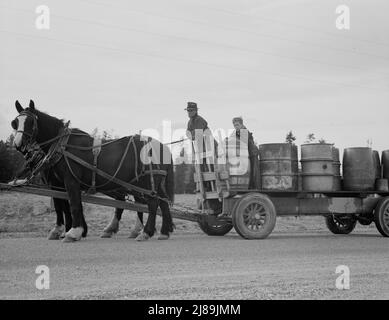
[{"x1": 185, "y1": 102, "x2": 198, "y2": 111}]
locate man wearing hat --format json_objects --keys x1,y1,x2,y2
[
  {"x1": 185, "y1": 102, "x2": 218, "y2": 193},
  {"x1": 185, "y1": 102, "x2": 209, "y2": 140},
  {"x1": 231, "y1": 116, "x2": 260, "y2": 189}
]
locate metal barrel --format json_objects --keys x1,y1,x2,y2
[
  {"x1": 224, "y1": 137, "x2": 250, "y2": 190},
  {"x1": 373, "y1": 150, "x2": 381, "y2": 179},
  {"x1": 332, "y1": 147, "x2": 341, "y2": 191},
  {"x1": 376, "y1": 178, "x2": 389, "y2": 192},
  {"x1": 300, "y1": 143, "x2": 334, "y2": 191},
  {"x1": 382, "y1": 150, "x2": 389, "y2": 179},
  {"x1": 343, "y1": 147, "x2": 375, "y2": 191},
  {"x1": 258, "y1": 143, "x2": 298, "y2": 191},
  {"x1": 298, "y1": 167, "x2": 303, "y2": 191}
]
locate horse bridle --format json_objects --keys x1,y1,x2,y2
[{"x1": 14, "y1": 110, "x2": 39, "y2": 148}]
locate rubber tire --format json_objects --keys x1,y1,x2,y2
[
  {"x1": 357, "y1": 215, "x2": 374, "y2": 226},
  {"x1": 374, "y1": 197, "x2": 389, "y2": 237},
  {"x1": 197, "y1": 215, "x2": 233, "y2": 236},
  {"x1": 325, "y1": 215, "x2": 357, "y2": 234},
  {"x1": 232, "y1": 193, "x2": 276, "y2": 239}
]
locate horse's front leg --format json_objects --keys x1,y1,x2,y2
[
  {"x1": 129, "y1": 211, "x2": 144, "y2": 238},
  {"x1": 135, "y1": 199, "x2": 158, "y2": 241},
  {"x1": 63, "y1": 177, "x2": 85, "y2": 242},
  {"x1": 61, "y1": 200, "x2": 73, "y2": 233},
  {"x1": 158, "y1": 200, "x2": 174, "y2": 240},
  {"x1": 48, "y1": 198, "x2": 65, "y2": 240},
  {"x1": 100, "y1": 193, "x2": 125, "y2": 238},
  {"x1": 101, "y1": 207, "x2": 123, "y2": 238}
]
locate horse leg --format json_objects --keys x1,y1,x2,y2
[
  {"x1": 158, "y1": 200, "x2": 174, "y2": 240},
  {"x1": 48, "y1": 198, "x2": 65, "y2": 240},
  {"x1": 129, "y1": 196, "x2": 144, "y2": 238},
  {"x1": 129, "y1": 211, "x2": 144, "y2": 238},
  {"x1": 63, "y1": 178, "x2": 85, "y2": 242},
  {"x1": 137, "y1": 211, "x2": 144, "y2": 224},
  {"x1": 62, "y1": 200, "x2": 72, "y2": 233},
  {"x1": 135, "y1": 199, "x2": 158, "y2": 241},
  {"x1": 54, "y1": 199, "x2": 74, "y2": 238},
  {"x1": 101, "y1": 207, "x2": 123, "y2": 238},
  {"x1": 81, "y1": 209, "x2": 88, "y2": 238}
]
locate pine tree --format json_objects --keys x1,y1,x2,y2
[
  {"x1": 305, "y1": 133, "x2": 316, "y2": 143},
  {"x1": 285, "y1": 131, "x2": 296, "y2": 144}
]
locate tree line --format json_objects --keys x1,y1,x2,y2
[{"x1": 0, "y1": 134, "x2": 25, "y2": 182}]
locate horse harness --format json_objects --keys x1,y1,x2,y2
[{"x1": 21, "y1": 123, "x2": 170, "y2": 203}]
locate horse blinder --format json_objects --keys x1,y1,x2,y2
[{"x1": 11, "y1": 119, "x2": 18, "y2": 130}]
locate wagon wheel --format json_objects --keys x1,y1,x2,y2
[
  {"x1": 232, "y1": 193, "x2": 276, "y2": 239},
  {"x1": 325, "y1": 215, "x2": 357, "y2": 234},
  {"x1": 197, "y1": 215, "x2": 233, "y2": 236},
  {"x1": 374, "y1": 197, "x2": 389, "y2": 237}
]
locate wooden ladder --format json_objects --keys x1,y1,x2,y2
[{"x1": 192, "y1": 140, "x2": 225, "y2": 207}]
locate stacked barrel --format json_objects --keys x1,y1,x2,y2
[
  {"x1": 257, "y1": 143, "x2": 387, "y2": 192},
  {"x1": 383, "y1": 150, "x2": 389, "y2": 179},
  {"x1": 300, "y1": 143, "x2": 334, "y2": 191},
  {"x1": 258, "y1": 143, "x2": 298, "y2": 190},
  {"x1": 332, "y1": 147, "x2": 342, "y2": 191},
  {"x1": 343, "y1": 148, "x2": 378, "y2": 191},
  {"x1": 224, "y1": 136, "x2": 251, "y2": 190},
  {"x1": 228, "y1": 139, "x2": 388, "y2": 192}
]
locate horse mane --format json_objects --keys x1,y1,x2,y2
[
  {"x1": 29, "y1": 108, "x2": 89, "y2": 141},
  {"x1": 26, "y1": 108, "x2": 62, "y2": 141}
]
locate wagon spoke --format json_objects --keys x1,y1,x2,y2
[
  {"x1": 256, "y1": 204, "x2": 263, "y2": 213},
  {"x1": 383, "y1": 213, "x2": 389, "y2": 225}
]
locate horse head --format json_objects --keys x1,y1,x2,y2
[
  {"x1": 11, "y1": 99, "x2": 65, "y2": 154},
  {"x1": 11, "y1": 100, "x2": 39, "y2": 152}
]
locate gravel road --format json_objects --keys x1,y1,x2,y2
[{"x1": 0, "y1": 230, "x2": 388, "y2": 300}]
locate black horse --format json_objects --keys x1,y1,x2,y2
[
  {"x1": 11, "y1": 100, "x2": 175, "y2": 242},
  {"x1": 12, "y1": 141, "x2": 75, "y2": 239}
]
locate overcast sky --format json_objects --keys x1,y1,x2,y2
[{"x1": 1, "y1": 0, "x2": 388, "y2": 158}]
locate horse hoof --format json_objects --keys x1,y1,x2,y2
[
  {"x1": 135, "y1": 232, "x2": 150, "y2": 241},
  {"x1": 102, "y1": 227, "x2": 118, "y2": 237},
  {"x1": 100, "y1": 232, "x2": 113, "y2": 238},
  {"x1": 157, "y1": 234, "x2": 169, "y2": 240},
  {"x1": 48, "y1": 226, "x2": 64, "y2": 240},
  {"x1": 62, "y1": 236, "x2": 77, "y2": 243},
  {"x1": 63, "y1": 227, "x2": 83, "y2": 242},
  {"x1": 48, "y1": 232, "x2": 60, "y2": 240},
  {"x1": 128, "y1": 230, "x2": 141, "y2": 239}
]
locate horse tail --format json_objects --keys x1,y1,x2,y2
[{"x1": 165, "y1": 157, "x2": 175, "y2": 204}]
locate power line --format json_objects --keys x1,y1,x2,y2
[
  {"x1": 78, "y1": 0, "x2": 389, "y2": 62},
  {"x1": 196, "y1": 3, "x2": 389, "y2": 48},
  {"x1": 0, "y1": 28, "x2": 386, "y2": 92},
  {"x1": 2, "y1": 4, "x2": 389, "y2": 78}
]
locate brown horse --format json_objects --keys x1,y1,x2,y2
[{"x1": 11, "y1": 100, "x2": 175, "y2": 242}]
